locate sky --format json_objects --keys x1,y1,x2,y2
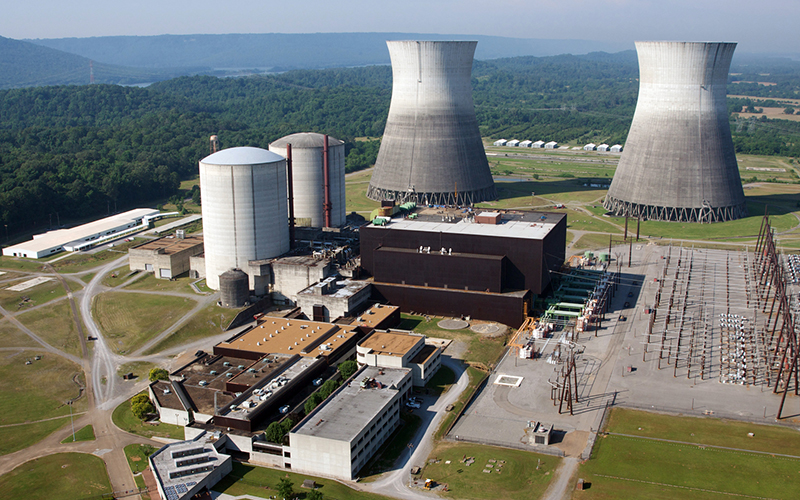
[{"x1": 4, "y1": 0, "x2": 798, "y2": 54}]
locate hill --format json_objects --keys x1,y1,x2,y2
[
  {"x1": 26, "y1": 32, "x2": 632, "y2": 71},
  {"x1": 0, "y1": 36, "x2": 206, "y2": 89}
]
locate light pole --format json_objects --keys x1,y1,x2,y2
[
  {"x1": 68, "y1": 400, "x2": 75, "y2": 442},
  {"x1": 4, "y1": 224, "x2": 7, "y2": 243}
]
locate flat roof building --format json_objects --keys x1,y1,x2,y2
[
  {"x1": 360, "y1": 210, "x2": 567, "y2": 327},
  {"x1": 129, "y1": 235, "x2": 204, "y2": 279},
  {"x1": 295, "y1": 278, "x2": 372, "y2": 322},
  {"x1": 354, "y1": 303, "x2": 400, "y2": 330},
  {"x1": 357, "y1": 330, "x2": 442, "y2": 386},
  {"x1": 271, "y1": 255, "x2": 333, "y2": 304},
  {"x1": 3, "y1": 208, "x2": 159, "y2": 259},
  {"x1": 148, "y1": 431, "x2": 232, "y2": 500},
  {"x1": 289, "y1": 365, "x2": 412, "y2": 480}
]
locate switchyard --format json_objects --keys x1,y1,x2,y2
[{"x1": 449, "y1": 219, "x2": 799, "y2": 458}]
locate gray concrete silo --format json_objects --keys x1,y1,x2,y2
[
  {"x1": 269, "y1": 133, "x2": 346, "y2": 227},
  {"x1": 199, "y1": 147, "x2": 289, "y2": 292},
  {"x1": 367, "y1": 41, "x2": 496, "y2": 206},
  {"x1": 219, "y1": 269, "x2": 250, "y2": 308},
  {"x1": 603, "y1": 42, "x2": 747, "y2": 223}
]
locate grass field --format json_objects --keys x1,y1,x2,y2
[
  {"x1": 0, "y1": 279, "x2": 67, "y2": 311},
  {"x1": 124, "y1": 443, "x2": 158, "y2": 474},
  {"x1": 78, "y1": 272, "x2": 96, "y2": 284},
  {"x1": 214, "y1": 461, "x2": 393, "y2": 500},
  {"x1": 0, "y1": 257, "x2": 51, "y2": 273},
  {"x1": 0, "y1": 419, "x2": 70, "y2": 456},
  {"x1": 112, "y1": 394, "x2": 184, "y2": 440},
  {"x1": 0, "y1": 453, "x2": 111, "y2": 500},
  {"x1": 571, "y1": 233, "x2": 616, "y2": 252},
  {"x1": 397, "y1": 314, "x2": 507, "y2": 369},
  {"x1": 143, "y1": 303, "x2": 239, "y2": 355},
  {"x1": 17, "y1": 301, "x2": 83, "y2": 358},
  {"x1": 101, "y1": 264, "x2": 135, "y2": 287},
  {"x1": 124, "y1": 272, "x2": 196, "y2": 293},
  {"x1": 49, "y1": 240, "x2": 144, "y2": 274},
  {"x1": 0, "y1": 350, "x2": 86, "y2": 426},
  {"x1": 117, "y1": 361, "x2": 157, "y2": 380},
  {"x1": 346, "y1": 169, "x2": 381, "y2": 214},
  {"x1": 0, "y1": 318, "x2": 41, "y2": 348},
  {"x1": 61, "y1": 424, "x2": 95, "y2": 443},
  {"x1": 420, "y1": 442, "x2": 558, "y2": 500},
  {"x1": 574, "y1": 408, "x2": 800, "y2": 500},
  {"x1": 93, "y1": 292, "x2": 197, "y2": 354}
]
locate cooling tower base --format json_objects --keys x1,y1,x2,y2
[
  {"x1": 603, "y1": 196, "x2": 748, "y2": 223},
  {"x1": 366, "y1": 184, "x2": 497, "y2": 207}
]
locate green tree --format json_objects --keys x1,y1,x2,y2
[
  {"x1": 277, "y1": 477, "x2": 294, "y2": 499},
  {"x1": 148, "y1": 368, "x2": 169, "y2": 381},
  {"x1": 338, "y1": 360, "x2": 358, "y2": 379},
  {"x1": 131, "y1": 395, "x2": 155, "y2": 420},
  {"x1": 785, "y1": 107, "x2": 795, "y2": 115},
  {"x1": 306, "y1": 490, "x2": 323, "y2": 500},
  {"x1": 265, "y1": 422, "x2": 284, "y2": 444}
]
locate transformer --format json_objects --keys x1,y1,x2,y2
[
  {"x1": 367, "y1": 41, "x2": 496, "y2": 206},
  {"x1": 604, "y1": 42, "x2": 747, "y2": 223}
]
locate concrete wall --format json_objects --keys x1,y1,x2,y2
[
  {"x1": 296, "y1": 284, "x2": 371, "y2": 322},
  {"x1": 367, "y1": 41, "x2": 496, "y2": 206},
  {"x1": 129, "y1": 241, "x2": 204, "y2": 279},
  {"x1": 272, "y1": 259, "x2": 332, "y2": 304}
]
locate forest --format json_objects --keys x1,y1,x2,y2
[{"x1": 1, "y1": 52, "x2": 799, "y2": 238}]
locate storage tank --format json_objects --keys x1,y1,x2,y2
[
  {"x1": 269, "y1": 133, "x2": 346, "y2": 227},
  {"x1": 199, "y1": 146, "x2": 289, "y2": 292},
  {"x1": 604, "y1": 42, "x2": 746, "y2": 222},
  {"x1": 367, "y1": 41, "x2": 496, "y2": 206},
  {"x1": 219, "y1": 269, "x2": 250, "y2": 308}
]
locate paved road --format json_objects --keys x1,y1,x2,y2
[{"x1": 366, "y1": 356, "x2": 470, "y2": 500}]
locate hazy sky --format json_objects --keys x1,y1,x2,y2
[{"x1": 5, "y1": 0, "x2": 798, "y2": 54}]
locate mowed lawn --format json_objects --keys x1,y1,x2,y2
[
  {"x1": 93, "y1": 292, "x2": 197, "y2": 354},
  {"x1": 0, "y1": 350, "x2": 86, "y2": 454},
  {"x1": 421, "y1": 442, "x2": 559, "y2": 500},
  {"x1": 143, "y1": 302, "x2": 239, "y2": 355},
  {"x1": 0, "y1": 453, "x2": 111, "y2": 500},
  {"x1": 575, "y1": 408, "x2": 800, "y2": 500},
  {"x1": 17, "y1": 300, "x2": 83, "y2": 358}
]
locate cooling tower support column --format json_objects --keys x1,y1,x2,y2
[
  {"x1": 367, "y1": 40, "x2": 496, "y2": 206},
  {"x1": 603, "y1": 42, "x2": 747, "y2": 223}
]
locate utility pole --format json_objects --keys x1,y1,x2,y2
[{"x1": 68, "y1": 401, "x2": 75, "y2": 442}]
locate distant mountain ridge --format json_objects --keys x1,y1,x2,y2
[
  {"x1": 0, "y1": 35, "x2": 205, "y2": 89},
  {"x1": 26, "y1": 32, "x2": 633, "y2": 70}
]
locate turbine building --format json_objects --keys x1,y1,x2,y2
[
  {"x1": 603, "y1": 42, "x2": 747, "y2": 223},
  {"x1": 367, "y1": 41, "x2": 496, "y2": 206}
]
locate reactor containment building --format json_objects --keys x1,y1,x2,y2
[
  {"x1": 603, "y1": 41, "x2": 747, "y2": 223},
  {"x1": 199, "y1": 146, "x2": 290, "y2": 293},
  {"x1": 367, "y1": 41, "x2": 496, "y2": 206}
]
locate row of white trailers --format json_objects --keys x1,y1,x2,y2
[{"x1": 493, "y1": 139, "x2": 622, "y2": 152}]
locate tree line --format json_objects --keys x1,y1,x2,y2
[{"x1": 1, "y1": 54, "x2": 799, "y2": 237}]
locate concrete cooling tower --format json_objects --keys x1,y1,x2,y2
[
  {"x1": 269, "y1": 133, "x2": 346, "y2": 227},
  {"x1": 367, "y1": 40, "x2": 496, "y2": 206},
  {"x1": 603, "y1": 42, "x2": 747, "y2": 223},
  {"x1": 199, "y1": 147, "x2": 289, "y2": 292}
]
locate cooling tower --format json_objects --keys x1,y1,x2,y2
[
  {"x1": 269, "y1": 133, "x2": 346, "y2": 227},
  {"x1": 367, "y1": 41, "x2": 496, "y2": 206},
  {"x1": 200, "y1": 147, "x2": 289, "y2": 292},
  {"x1": 603, "y1": 42, "x2": 747, "y2": 223}
]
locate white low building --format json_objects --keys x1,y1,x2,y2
[
  {"x1": 493, "y1": 139, "x2": 507, "y2": 146},
  {"x1": 519, "y1": 140, "x2": 533, "y2": 148},
  {"x1": 507, "y1": 139, "x2": 520, "y2": 147},
  {"x1": 148, "y1": 431, "x2": 232, "y2": 500},
  {"x1": 532, "y1": 140, "x2": 545, "y2": 148},
  {"x1": 357, "y1": 330, "x2": 441, "y2": 386},
  {"x1": 610, "y1": 144, "x2": 623, "y2": 152},
  {"x1": 3, "y1": 208, "x2": 159, "y2": 259},
  {"x1": 544, "y1": 141, "x2": 558, "y2": 149},
  {"x1": 289, "y1": 365, "x2": 412, "y2": 480},
  {"x1": 584, "y1": 143, "x2": 597, "y2": 151},
  {"x1": 597, "y1": 144, "x2": 610, "y2": 152}
]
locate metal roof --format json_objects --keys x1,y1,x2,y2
[
  {"x1": 201, "y1": 147, "x2": 284, "y2": 166},
  {"x1": 269, "y1": 132, "x2": 344, "y2": 149}
]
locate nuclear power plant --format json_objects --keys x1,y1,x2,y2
[
  {"x1": 269, "y1": 133, "x2": 346, "y2": 228},
  {"x1": 199, "y1": 146, "x2": 290, "y2": 293},
  {"x1": 367, "y1": 41, "x2": 496, "y2": 206},
  {"x1": 604, "y1": 41, "x2": 747, "y2": 223}
]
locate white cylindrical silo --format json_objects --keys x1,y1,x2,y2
[
  {"x1": 269, "y1": 133, "x2": 346, "y2": 227},
  {"x1": 199, "y1": 147, "x2": 289, "y2": 291}
]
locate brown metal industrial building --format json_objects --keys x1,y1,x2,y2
[{"x1": 360, "y1": 211, "x2": 567, "y2": 327}]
